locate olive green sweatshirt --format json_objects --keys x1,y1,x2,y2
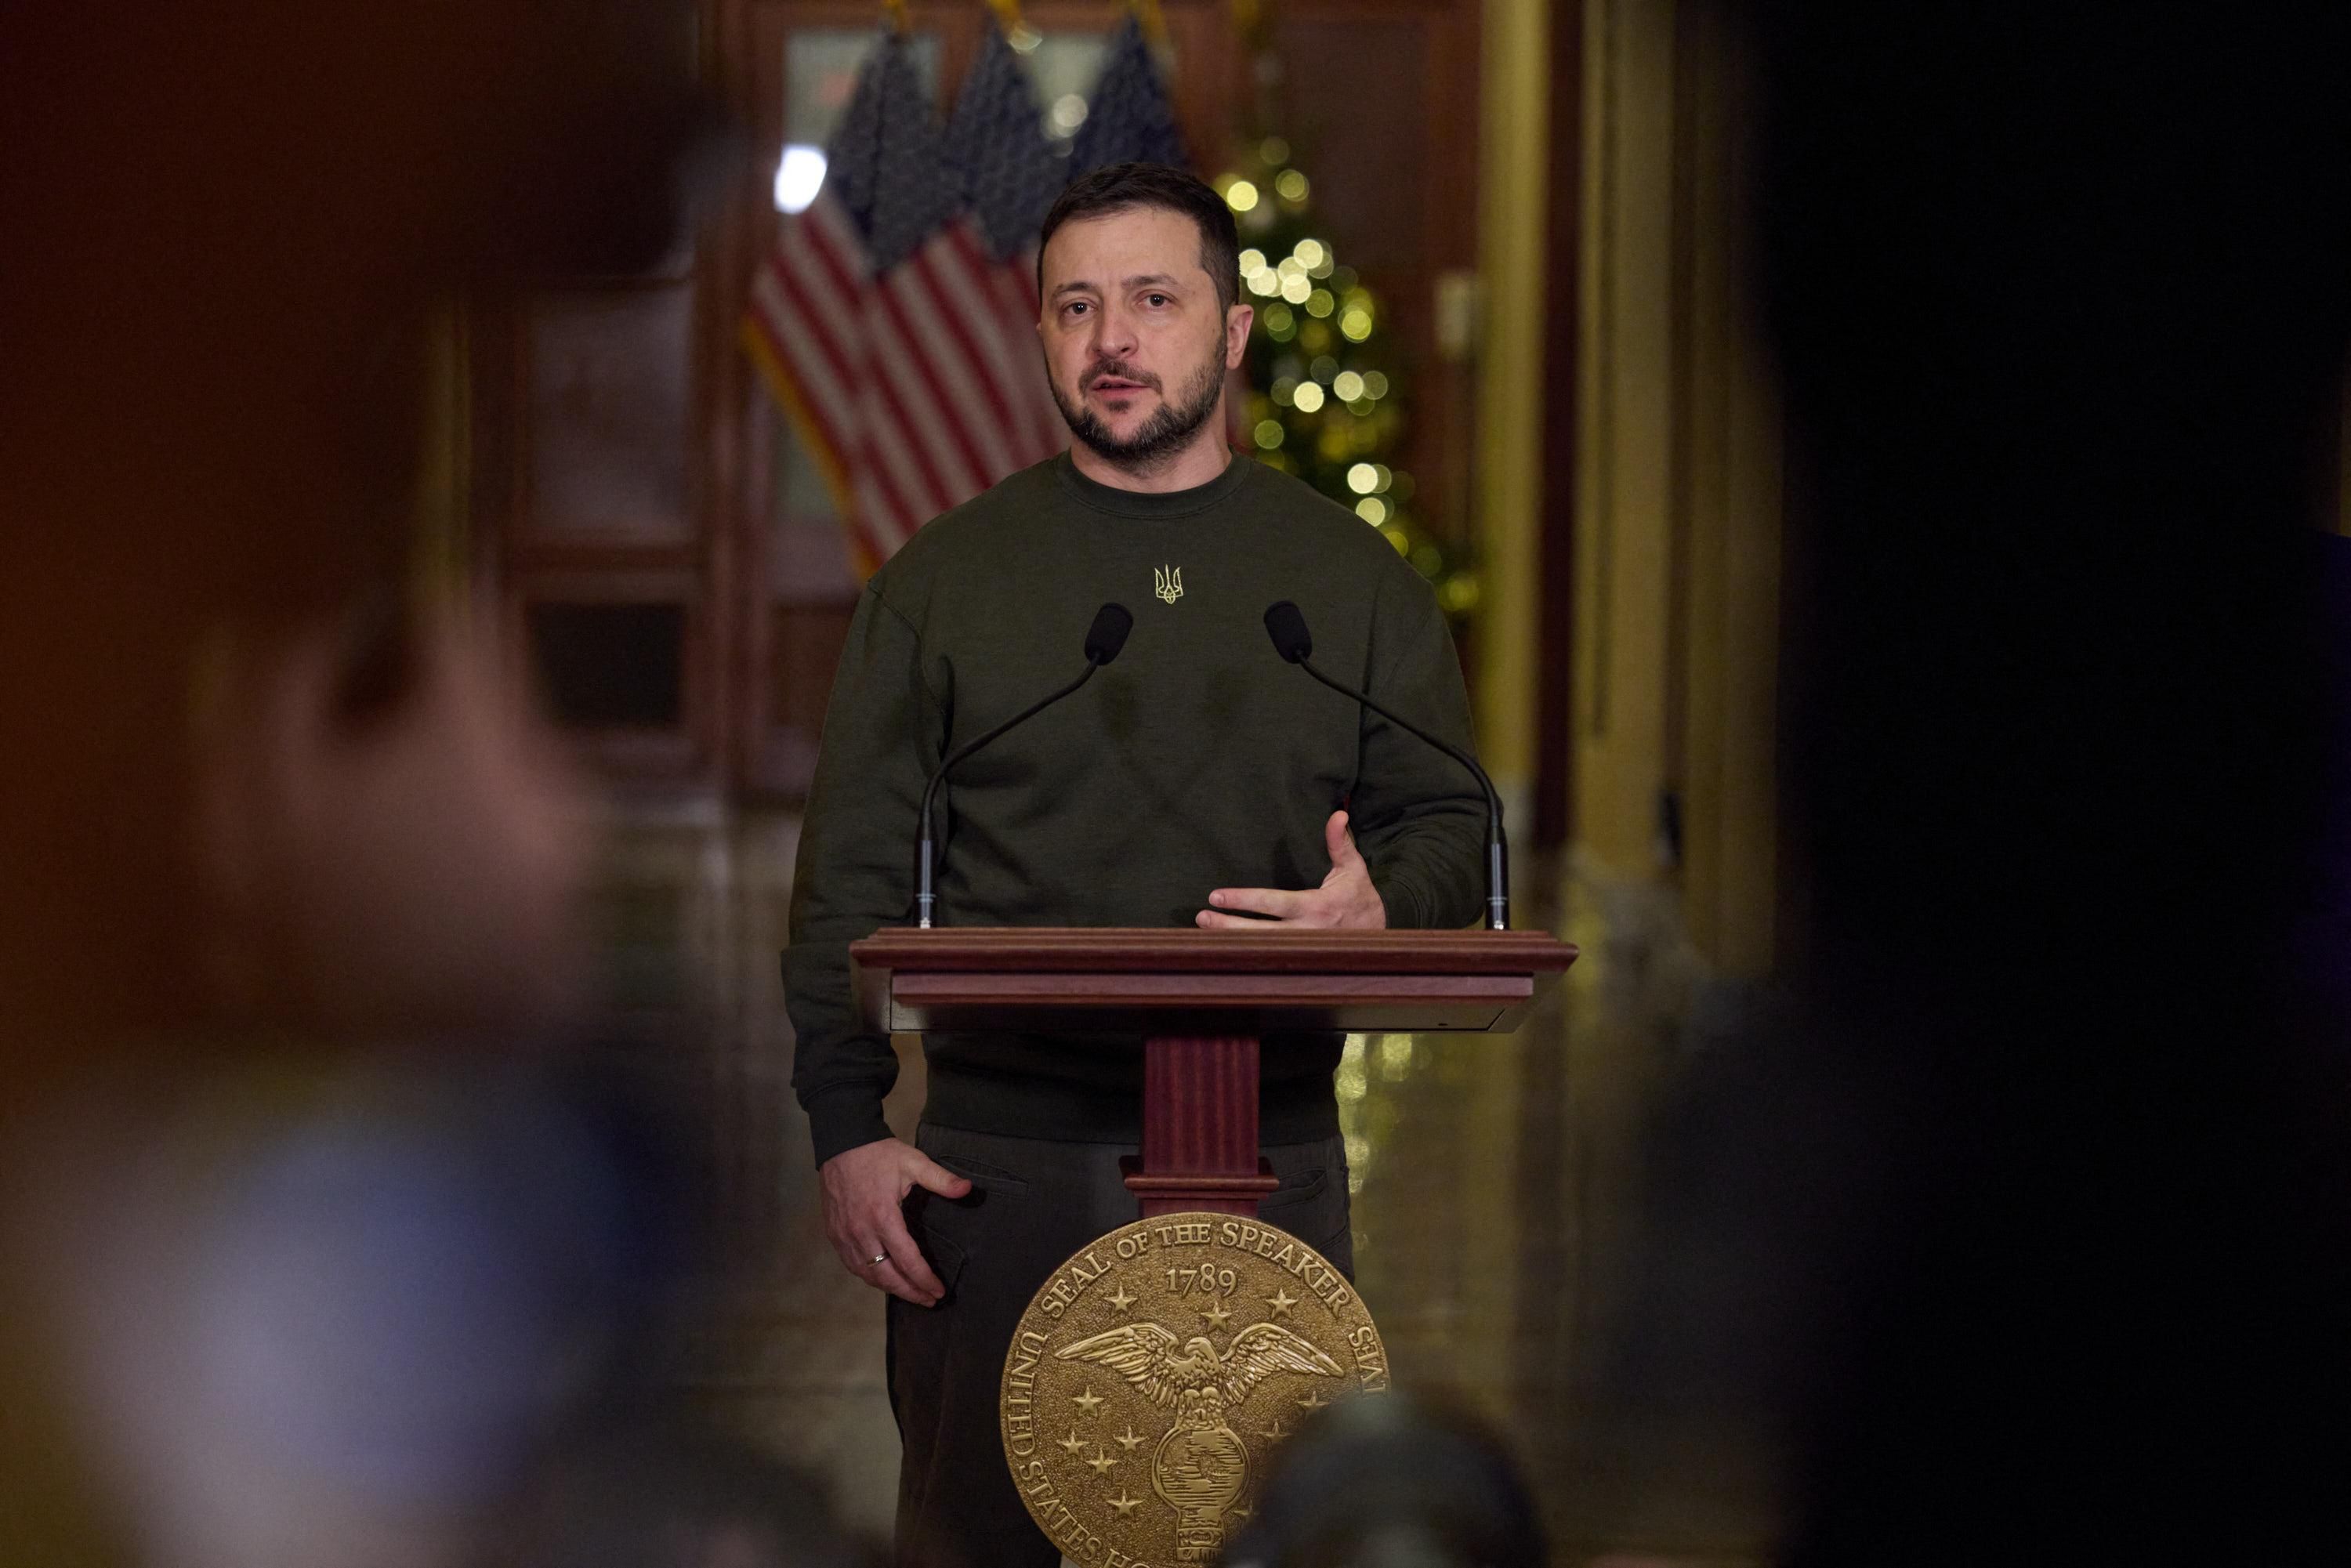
[{"x1": 784, "y1": 450, "x2": 1487, "y2": 1166}]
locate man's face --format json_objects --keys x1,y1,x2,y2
[{"x1": 1038, "y1": 206, "x2": 1251, "y2": 469}]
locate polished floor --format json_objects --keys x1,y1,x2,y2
[{"x1": 594, "y1": 806, "x2": 1772, "y2": 1565}]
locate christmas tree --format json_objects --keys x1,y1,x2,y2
[{"x1": 1214, "y1": 138, "x2": 1476, "y2": 621}]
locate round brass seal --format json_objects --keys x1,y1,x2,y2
[{"x1": 999, "y1": 1211, "x2": 1389, "y2": 1566}]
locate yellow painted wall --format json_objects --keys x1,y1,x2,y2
[
  {"x1": 1570, "y1": 0, "x2": 1782, "y2": 976},
  {"x1": 1669, "y1": 4, "x2": 1780, "y2": 977},
  {"x1": 1459, "y1": 0, "x2": 1549, "y2": 1402},
  {"x1": 1571, "y1": 0, "x2": 1677, "y2": 882},
  {"x1": 1473, "y1": 0, "x2": 1550, "y2": 823}
]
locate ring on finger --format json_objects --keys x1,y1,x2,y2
[{"x1": 868, "y1": 1251, "x2": 889, "y2": 1266}]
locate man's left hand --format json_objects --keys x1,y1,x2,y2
[{"x1": 1197, "y1": 809, "x2": 1386, "y2": 929}]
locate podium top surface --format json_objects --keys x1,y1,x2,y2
[
  {"x1": 848, "y1": 928, "x2": 1578, "y2": 1036},
  {"x1": 850, "y1": 925, "x2": 1578, "y2": 975}
]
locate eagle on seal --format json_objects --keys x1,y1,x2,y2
[{"x1": 1055, "y1": 1320, "x2": 1344, "y2": 1424}]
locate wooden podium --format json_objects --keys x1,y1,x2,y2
[{"x1": 850, "y1": 928, "x2": 1578, "y2": 1218}]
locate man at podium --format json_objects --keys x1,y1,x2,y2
[{"x1": 783, "y1": 163, "x2": 1488, "y2": 1567}]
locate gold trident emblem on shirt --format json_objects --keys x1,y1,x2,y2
[{"x1": 1154, "y1": 566, "x2": 1183, "y2": 605}]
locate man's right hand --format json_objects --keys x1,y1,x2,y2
[{"x1": 820, "y1": 1137, "x2": 973, "y2": 1306}]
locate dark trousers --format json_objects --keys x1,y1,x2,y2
[{"x1": 887, "y1": 1123, "x2": 1353, "y2": 1568}]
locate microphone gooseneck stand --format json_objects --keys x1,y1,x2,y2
[
  {"x1": 915, "y1": 603, "x2": 1134, "y2": 929},
  {"x1": 1263, "y1": 600, "x2": 1509, "y2": 930}
]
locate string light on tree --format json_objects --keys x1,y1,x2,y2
[{"x1": 1214, "y1": 140, "x2": 1474, "y2": 619}]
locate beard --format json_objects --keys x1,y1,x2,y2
[{"x1": 1049, "y1": 338, "x2": 1228, "y2": 473}]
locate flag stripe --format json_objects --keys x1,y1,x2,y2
[
  {"x1": 921, "y1": 227, "x2": 1038, "y2": 473},
  {"x1": 940, "y1": 222, "x2": 1038, "y2": 469},
  {"x1": 882, "y1": 249, "x2": 1013, "y2": 488},
  {"x1": 854, "y1": 373, "x2": 950, "y2": 528},
  {"x1": 985, "y1": 256, "x2": 1061, "y2": 457},
  {"x1": 864, "y1": 273, "x2": 991, "y2": 506},
  {"x1": 897, "y1": 259, "x2": 1021, "y2": 481},
  {"x1": 854, "y1": 317, "x2": 962, "y2": 520},
  {"x1": 750, "y1": 264, "x2": 860, "y2": 465},
  {"x1": 944, "y1": 220, "x2": 1056, "y2": 465},
  {"x1": 797, "y1": 198, "x2": 869, "y2": 320},
  {"x1": 778, "y1": 221, "x2": 867, "y2": 391},
  {"x1": 916, "y1": 223, "x2": 1056, "y2": 468},
  {"x1": 747, "y1": 203, "x2": 871, "y2": 506},
  {"x1": 994, "y1": 241, "x2": 1059, "y2": 454}
]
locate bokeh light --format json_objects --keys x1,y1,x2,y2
[{"x1": 773, "y1": 145, "x2": 828, "y2": 214}]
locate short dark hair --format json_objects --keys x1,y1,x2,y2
[{"x1": 1037, "y1": 161, "x2": 1241, "y2": 316}]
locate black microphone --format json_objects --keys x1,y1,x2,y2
[
  {"x1": 915, "y1": 603, "x2": 1134, "y2": 928},
  {"x1": 1263, "y1": 600, "x2": 1509, "y2": 930}
]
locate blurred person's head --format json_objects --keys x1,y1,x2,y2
[
  {"x1": 1221, "y1": 1392, "x2": 1547, "y2": 1568},
  {"x1": 0, "y1": 0, "x2": 708, "y2": 1063},
  {"x1": 1036, "y1": 162, "x2": 1249, "y2": 474},
  {"x1": 0, "y1": 5, "x2": 717, "y2": 1562}
]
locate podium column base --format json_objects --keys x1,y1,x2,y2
[{"x1": 1119, "y1": 1157, "x2": 1281, "y2": 1218}]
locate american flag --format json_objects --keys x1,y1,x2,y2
[
  {"x1": 942, "y1": 20, "x2": 1069, "y2": 469},
  {"x1": 1068, "y1": 12, "x2": 1187, "y2": 175},
  {"x1": 744, "y1": 24, "x2": 1065, "y2": 572}
]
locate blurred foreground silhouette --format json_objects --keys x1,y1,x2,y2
[
  {"x1": 1226, "y1": 1392, "x2": 1549, "y2": 1568},
  {"x1": 0, "y1": 6, "x2": 871, "y2": 1566},
  {"x1": 1595, "y1": 3, "x2": 2351, "y2": 1560}
]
